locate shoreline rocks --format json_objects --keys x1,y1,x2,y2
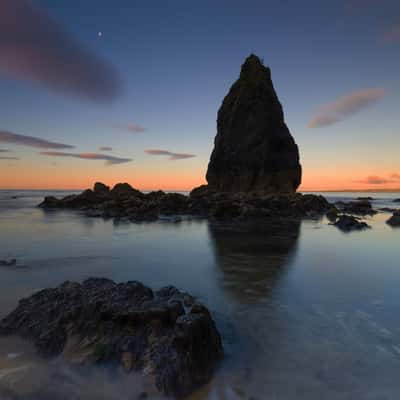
[
  {"x1": 0, "y1": 278, "x2": 223, "y2": 398},
  {"x1": 39, "y1": 182, "x2": 332, "y2": 222},
  {"x1": 335, "y1": 200, "x2": 377, "y2": 216},
  {"x1": 387, "y1": 210, "x2": 400, "y2": 227},
  {"x1": 356, "y1": 197, "x2": 374, "y2": 201},
  {"x1": 333, "y1": 215, "x2": 370, "y2": 232}
]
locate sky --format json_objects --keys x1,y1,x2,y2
[{"x1": 0, "y1": 0, "x2": 399, "y2": 191}]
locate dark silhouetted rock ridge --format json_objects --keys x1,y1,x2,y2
[{"x1": 206, "y1": 54, "x2": 301, "y2": 193}]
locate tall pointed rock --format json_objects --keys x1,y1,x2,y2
[{"x1": 206, "y1": 54, "x2": 302, "y2": 193}]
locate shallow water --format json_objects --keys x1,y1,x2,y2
[{"x1": 0, "y1": 190, "x2": 399, "y2": 399}]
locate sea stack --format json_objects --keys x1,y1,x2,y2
[{"x1": 206, "y1": 54, "x2": 302, "y2": 193}]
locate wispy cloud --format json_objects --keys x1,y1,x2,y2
[
  {"x1": 308, "y1": 88, "x2": 386, "y2": 128},
  {"x1": 357, "y1": 175, "x2": 390, "y2": 185},
  {"x1": 40, "y1": 151, "x2": 132, "y2": 165},
  {"x1": 126, "y1": 124, "x2": 146, "y2": 133},
  {"x1": 0, "y1": 0, "x2": 120, "y2": 102},
  {"x1": 0, "y1": 156, "x2": 19, "y2": 160},
  {"x1": 346, "y1": 0, "x2": 377, "y2": 9},
  {"x1": 145, "y1": 149, "x2": 196, "y2": 160},
  {"x1": 0, "y1": 130, "x2": 74, "y2": 149},
  {"x1": 99, "y1": 146, "x2": 113, "y2": 151},
  {"x1": 383, "y1": 23, "x2": 400, "y2": 42},
  {"x1": 104, "y1": 123, "x2": 146, "y2": 133},
  {"x1": 356, "y1": 173, "x2": 400, "y2": 185}
]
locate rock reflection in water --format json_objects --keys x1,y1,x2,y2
[{"x1": 209, "y1": 218, "x2": 300, "y2": 302}]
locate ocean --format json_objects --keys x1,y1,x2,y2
[{"x1": 0, "y1": 190, "x2": 399, "y2": 399}]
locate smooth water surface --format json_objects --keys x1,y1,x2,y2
[{"x1": 0, "y1": 190, "x2": 399, "y2": 399}]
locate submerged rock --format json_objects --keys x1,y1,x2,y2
[
  {"x1": 326, "y1": 207, "x2": 339, "y2": 222},
  {"x1": 0, "y1": 278, "x2": 223, "y2": 398},
  {"x1": 0, "y1": 258, "x2": 16, "y2": 267},
  {"x1": 387, "y1": 210, "x2": 400, "y2": 227},
  {"x1": 356, "y1": 196, "x2": 374, "y2": 201},
  {"x1": 379, "y1": 207, "x2": 397, "y2": 213},
  {"x1": 333, "y1": 215, "x2": 370, "y2": 232},
  {"x1": 206, "y1": 54, "x2": 301, "y2": 193}
]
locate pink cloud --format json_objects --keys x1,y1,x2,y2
[
  {"x1": 383, "y1": 23, "x2": 400, "y2": 42},
  {"x1": 145, "y1": 149, "x2": 196, "y2": 160},
  {"x1": 357, "y1": 175, "x2": 390, "y2": 185},
  {"x1": 391, "y1": 173, "x2": 400, "y2": 180},
  {"x1": 0, "y1": 0, "x2": 120, "y2": 102},
  {"x1": 0, "y1": 156, "x2": 19, "y2": 160},
  {"x1": 40, "y1": 151, "x2": 132, "y2": 165},
  {"x1": 0, "y1": 130, "x2": 74, "y2": 149},
  {"x1": 104, "y1": 123, "x2": 146, "y2": 133},
  {"x1": 356, "y1": 173, "x2": 400, "y2": 185},
  {"x1": 126, "y1": 124, "x2": 146, "y2": 133},
  {"x1": 308, "y1": 88, "x2": 386, "y2": 128}
]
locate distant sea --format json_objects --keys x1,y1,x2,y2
[{"x1": 0, "y1": 189, "x2": 399, "y2": 399}]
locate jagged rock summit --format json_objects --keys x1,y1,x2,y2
[{"x1": 206, "y1": 54, "x2": 302, "y2": 193}]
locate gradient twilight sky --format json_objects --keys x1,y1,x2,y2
[{"x1": 0, "y1": 0, "x2": 399, "y2": 191}]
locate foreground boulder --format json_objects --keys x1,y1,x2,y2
[
  {"x1": 206, "y1": 54, "x2": 301, "y2": 193},
  {"x1": 0, "y1": 278, "x2": 223, "y2": 398},
  {"x1": 387, "y1": 210, "x2": 400, "y2": 227},
  {"x1": 333, "y1": 215, "x2": 370, "y2": 232}
]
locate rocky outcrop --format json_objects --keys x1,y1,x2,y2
[
  {"x1": 205, "y1": 54, "x2": 301, "y2": 193},
  {"x1": 93, "y1": 181, "x2": 110, "y2": 195},
  {"x1": 38, "y1": 57, "x2": 338, "y2": 222},
  {"x1": 39, "y1": 182, "x2": 331, "y2": 221},
  {"x1": 110, "y1": 182, "x2": 144, "y2": 199},
  {"x1": 335, "y1": 200, "x2": 377, "y2": 216},
  {"x1": 387, "y1": 210, "x2": 400, "y2": 227},
  {"x1": 0, "y1": 278, "x2": 223, "y2": 398},
  {"x1": 326, "y1": 207, "x2": 339, "y2": 222},
  {"x1": 189, "y1": 190, "x2": 330, "y2": 220},
  {"x1": 333, "y1": 215, "x2": 370, "y2": 232}
]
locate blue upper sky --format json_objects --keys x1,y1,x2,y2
[{"x1": 0, "y1": 0, "x2": 399, "y2": 190}]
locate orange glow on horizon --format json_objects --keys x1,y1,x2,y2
[{"x1": 1, "y1": 160, "x2": 399, "y2": 192}]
